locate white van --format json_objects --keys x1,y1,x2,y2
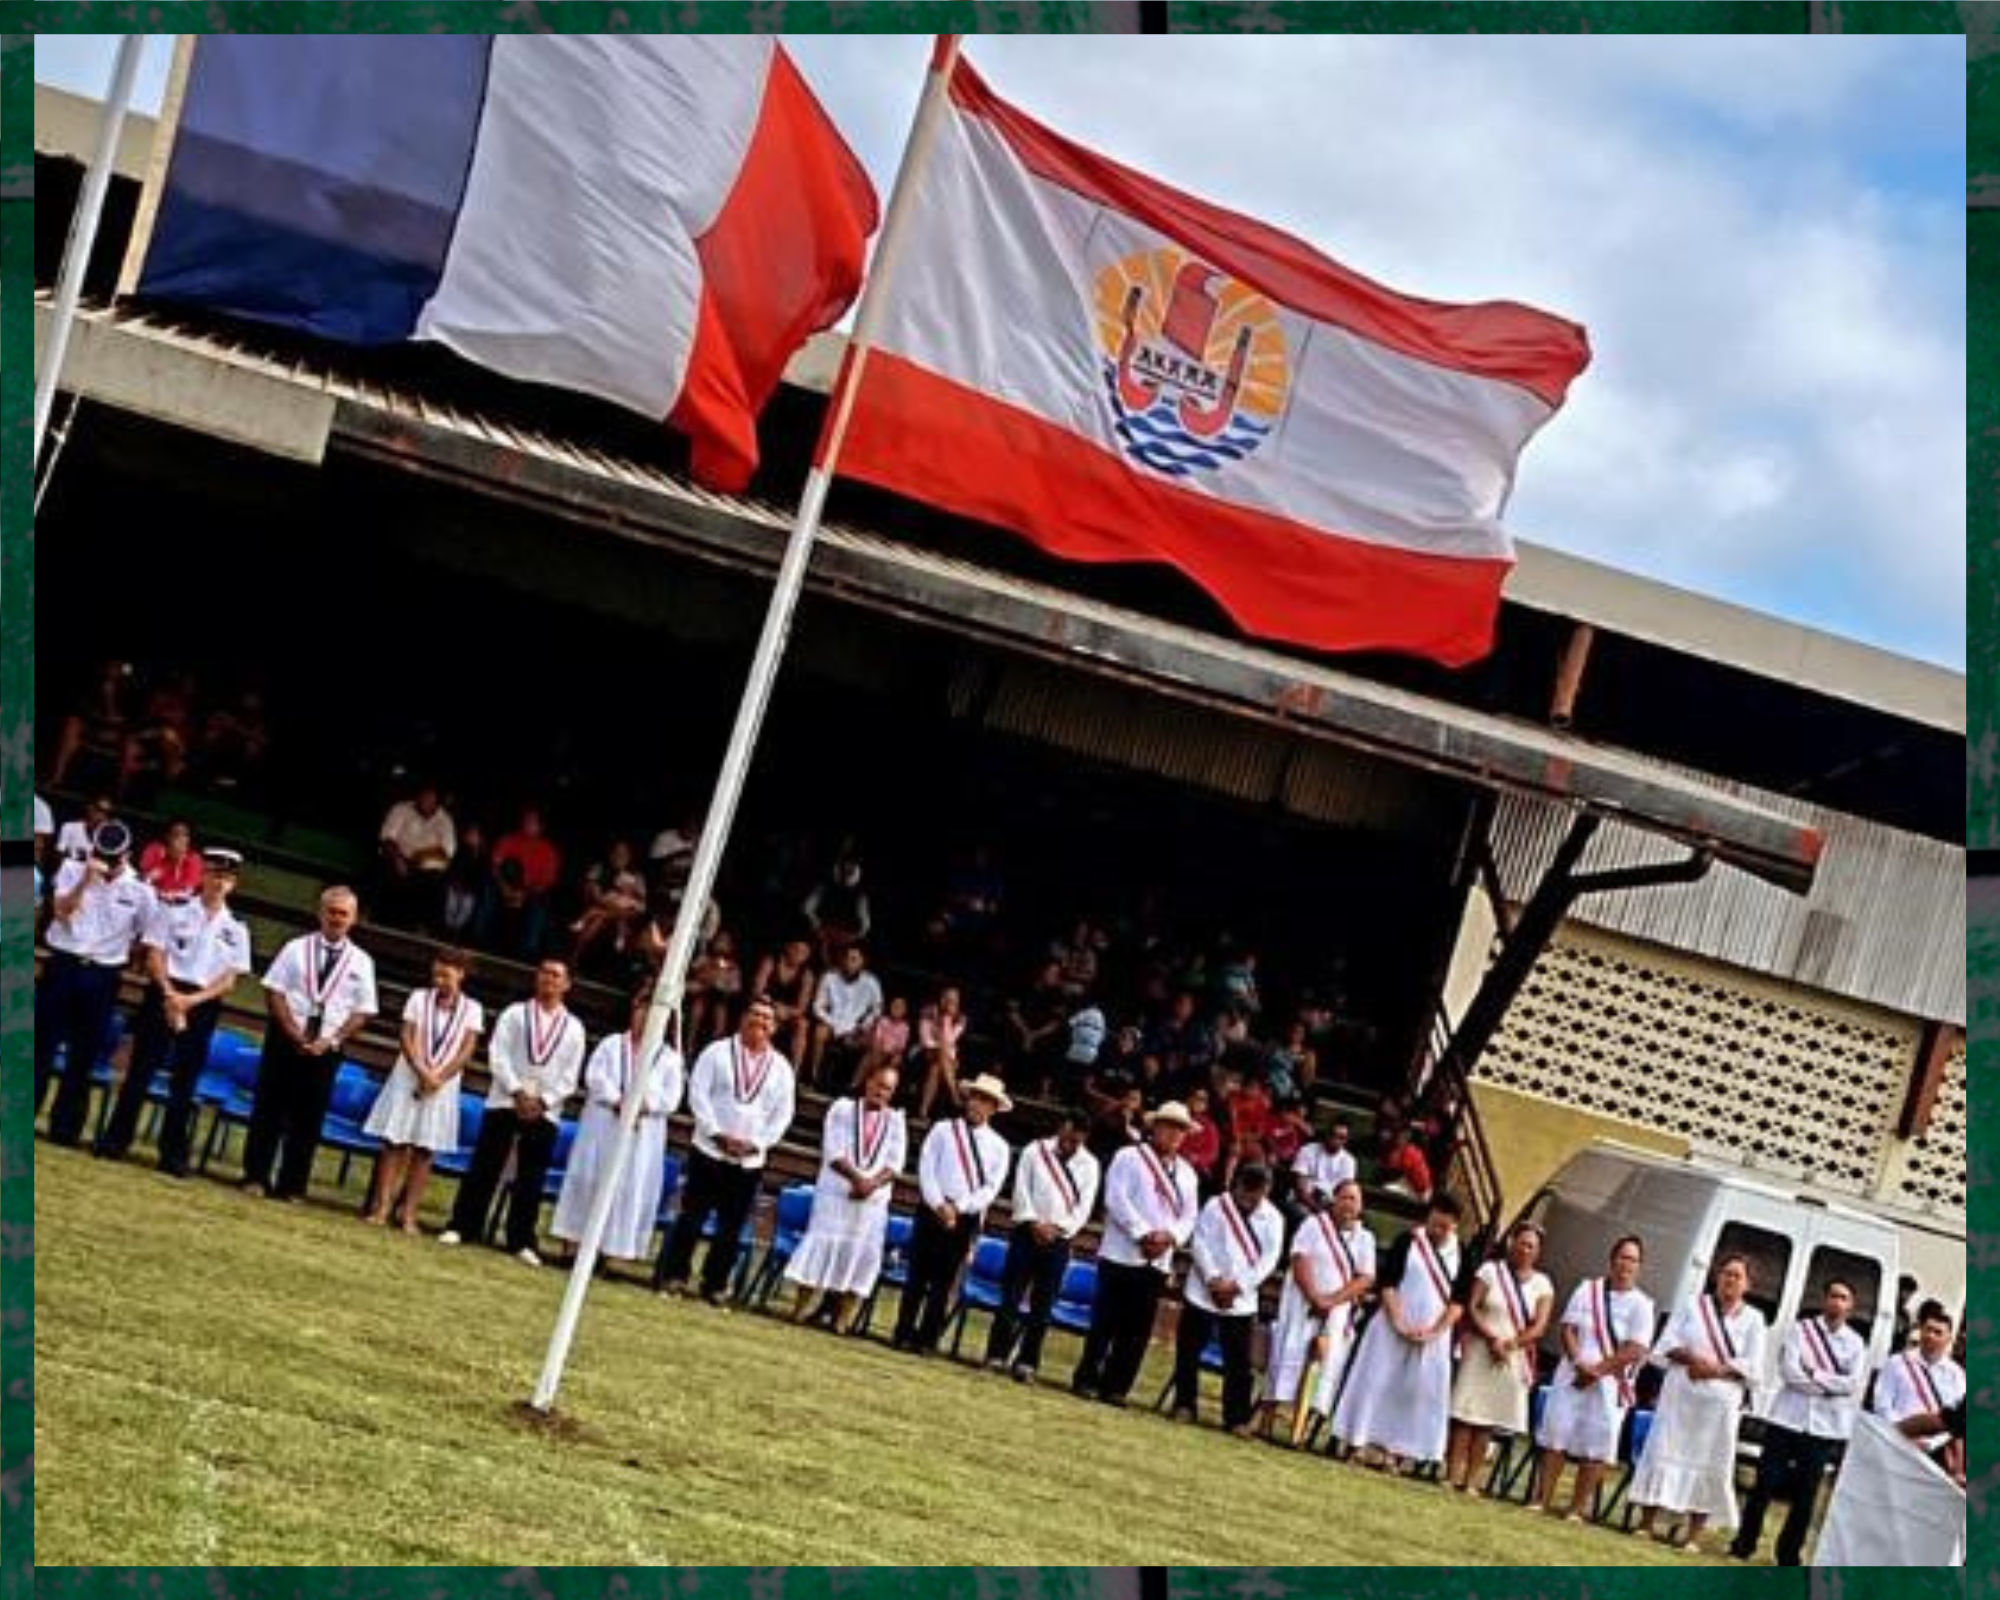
[{"x1": 1514, "y1": 1140, "x2": 1901, "y2": 1415}]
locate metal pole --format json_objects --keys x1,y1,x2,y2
[
  {"x1": 34, "y1": 34, "x2": 148, "y2": 463},
  {"x1": 529, "y1": 35, "x2": 968, "y2": 1414}
]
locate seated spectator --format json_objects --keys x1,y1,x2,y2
[
  {"x1": 1096, "y1": 1020, "x2": 1146, "y2": 1083},
  {"x1": 1181, "y1": 1083, "x2": 1223, "y2": 1194},
  {"x1": 119, "y1": 668, "x2": 197, "y2": 799},
  {"x1": 1226, "y1": 1067, "x2": 1276, "y2": 1166},
  {"x1": 193, "y1": 687, "x2": 271, "y2": 795},
  {"x1": 803, "y1": 854, "x2": 872, "y2": 965},
  {"x1": 912, "y1": 983, "x2": 969, "y2": 1120},
  {"x1": 808, "y1": 943, "x2": 885, "y2": 1091},
  {"x1": 1148, "y1": 989, "x2": 1219, "y2": 1098},
  {"x1": 55, "y1": 795, "x2": 115, "y2": 863},
  {"x1": 479, "y1": 805, "x2": 563, "y2": 962},
  {"x1": 646, "y1": 810, "x2": 700, "y2": 900},
  {"x1": 138, "y1": 818, "x2": 202, "y2": 903},
  {"x1": 1004, "y1": 959, "x2": 1068, "y2": 1092},
  {"x1": 1213, "y1": 944, "x2": 1262, "y2": 1019},
  {"x1": 939, "y1": 842, "x2": 1005, "y2": 940},
  {"x1": 1379, "y1": 1123, "x2": 1435, "y2": 1204},
  {"x1": 1060, "y1": 993, "x2": 1107, "y2": 1102},
  {"x1": 46, "y1": 659, "x2": 137, "y2": 792},
  {"x1": 568, "y1": 837, "x2": 648, "y2": 974},
  {"x1": 685, "y1": 928, "x2": 744, "y2": 1048},
  {"x1": 1086, "y1": 1078, "x2": 1145, "y2": 1170},
  {"x1": 1051, "y1": 918, "x2": 1100, "y2": 1002},
  {"x1": 855, "y1": 993, "x2": 911, "y2": 1088},
  {"x1": 376, "y1": 781, "x2": 458, "y2": 933},
  {"x1": 751, "y1": 937, "x2": 817, "y2": 1067},
  {"x1": 1266, "y1": 1092, "x2": 1312, "y2": 1168},
  {"x1": 439, "y1": 820, "x2": 488, "y2": 940},
  {"x1": 1266, "y1": 1016, "x2": 1319, "y2": 1104}
]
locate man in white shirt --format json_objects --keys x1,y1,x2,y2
[
  {"x1": 984, "y1": 1106, "x2": 1100, "y2": 1382},
  {"x1": 656, "y1": 995, "x2": 797, "y2": 1305},
  {"x1": 1729, "y1": 1279, "x2": 1870, "y2": 1566},
  {"x1": 375, "y1": 782, "x2": 457, "y2": 932},
  {"x1": 1072, "y1": 1099, "x2": 1201, "y2": 1408},
  {"x1": 95, "y1": 847, "x2": 253, "y2": 1175},
  {"x1": 1873, "y1": 1299, "x2": 1967, "y2": 1480},
  {"x1": 1172, "y1": 1161, "x2": 1285, "y2": 1434},
  {"x1": 806, "y1": 943, "x2": 884, "y2": 1090},
  {"x1": 894, "y1": 1072, "x2": 1013, "y2": 1355},
  {"x1": 241, "y1": 886, "x2": 379, "y2": 1201},
  {"x1": 441, "y1": 957, "x2": 586, "y2": 1263},
  {"x1": 38, "y1": 820, "x2": 156, "y2": 1144},
  {"x1": 1290, "y1": 1117, "x2": 1357, "y2": 1219}
]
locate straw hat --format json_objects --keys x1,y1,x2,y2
[
  {"x1": 961, "y1": 1072, "x2": 1013, "y2": 1113},
  {"x1": 1147, "y1": 1100, "x2": 1196, "y2": 1129}
]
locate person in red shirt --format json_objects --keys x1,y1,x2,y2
[
  {"x1": 1266, "y1": 1092, "x2": 1313, "y2": 1168},
  {"x1": 480, "y1": 805, "x2": 563, "y2": 961},
  {"x1": 1380, "y1": 1124, "x2": 1434, "y2": 1204},
  {"x1": 1180, "y1": 1083, "x2": 1223, "y2": 1193},
  {"x1": 138, "y1": 818, "x2": 203, "y2": 903}
]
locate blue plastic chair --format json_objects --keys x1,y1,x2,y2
[
  {"x1": 944, "y1": 1234, "x2": 1012, "y2": 1355},
  {"x1": 1600, "y1": 1407, "x2": 1657, "y2": 1525},
  {"x1": 1151, "y1": 1323, "x2": 1230, "y2": 1412},
  {"x1": 1050, "y1": 1258, "x2": 1098, "y2": 1335},
  {"x1": 854, "y1": 1211, "x2": 914, "y2": 1336},
  {"x1": 318, "y1": 1063, "x2": 386, "y2": 1187},
  {"x1": 746, "y1": 1184, "x2": 819, "y2": 1306},
  {"x1": 432, "y1": 1093, "x2": 487, "y2": 1180},
  {"x1": 197, "y1": 1035, "x2": 269, "y2": 1171}
]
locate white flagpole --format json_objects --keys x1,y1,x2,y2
[
  {"x1": 529, "y1": 34, "x2": 967, "y2": 1414},
  {"x1": 34, "y1": 33, "x2": 149, "y2": 464}
]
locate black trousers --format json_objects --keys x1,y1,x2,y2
[
  {"x1": 97, "y1": 981, "x2": 221, "y2": 1173},
  {"x1": 1172, "y1": 1302, "x2": 1257, "y2": 1426},
  {"x1": 37, "y1": 951, "x2": 127, "y2": 1145},
  {"x1": 655, "y1": 1145, "x2": 760, "y2": 1296},
  {"x1": 1073, "y1": 1257, "x2": 1165, "y2": 1402},
  {"x1": 1732, "y1": 1422, "x2": 1844, "y2": 1566},
  {"x1": 447, "y1": 1106, "x2": 558, "y2": 1252},
  {"x1": 984, "y1": 1222, "x2": 1070, "y2": 1371},
  {"x1": 896, "y1": 1207, "x2": 978, "y2": 1350},
  {"x1": 241, "y1": 1028, "x2": 340, "y2": 1198}
]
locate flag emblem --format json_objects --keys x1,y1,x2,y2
[{"x1": 1094, "y1": 247, "x2": 1290, "y2": 480}]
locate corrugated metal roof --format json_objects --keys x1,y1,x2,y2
[
  {"x1": 1492, "y1": 779, "x2": 1964, "y2": 1025},
  {"x1": 46, "y1": 299, "x2": 1828, "y2": 891}
]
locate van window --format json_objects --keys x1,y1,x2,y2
[
  {"x1": 1803, "y1": 1245, "x2": 1882, "y2": 1341},
  {"x1": 1713, "y1": 1222, "x2": 1792, "y2": 1324}
]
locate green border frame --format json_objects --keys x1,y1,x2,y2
[{"x1": 5, "y1": 4, "x2": 1978, "y2": 1591}]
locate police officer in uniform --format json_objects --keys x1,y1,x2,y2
[
  {"x1": 37, "y1": 820, "x2": 155, "y2": 1144},
  {"x1": 95, "y1": 847, "x2": 254, "y2": 1174}
]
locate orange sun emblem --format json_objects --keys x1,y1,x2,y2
[{"x1": 1093, "y1": 247, "x2": 1290, "y2": 479}]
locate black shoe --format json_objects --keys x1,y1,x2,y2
[
  {"x1": 1727, "y1": 1545, "x2": 1752, "y2": 1562},
  {"x1": 1072, "y1": 1381, "x2": 1098, "y2": 1401},
  {"x1": 157, "y1": 1163, "x2": 190, "y2": 1180},
  {"x1": 92, "y1": 1143, "x2": 127, "y2": 1161},
  {"x1": 1100, "y1": 1393, "x2": 1128, "y2": 1410}
]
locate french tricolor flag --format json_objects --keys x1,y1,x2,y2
[{"x1": 137, "y1": 36, "x2": 879, "y2": 491}]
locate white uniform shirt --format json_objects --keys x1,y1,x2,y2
[
  {"x1": 917, "y1": 1116, "x2": 1011, "y2": 1214},
  {"x1": 1872, "y1": 1349, "x2": 1967, "y2": 1449},
  {"x1": 56, "y1": 819, "x2": 95, "y2": 861},
  {"x1": 584, "y1": 1032, "x2": 685, "y2": 1120},
  {"x1": 1291, "y1": 1140, "x2": 1358, "y2": 1206},
  {"x1": 1555, "y1": 1278, "x2": 1657, "y2": 1398},
  {"x1": 47, "y1": 861, "x2": 155, "y2": 964},
  {"x1": 483, "y1": 999, "x2": 585, "y2": 1109},
  {"x1": 142, "y1": 896, "x2": 254, "y2": 988},
  {"x1": 1768, "y1": 1316, "x2": 1870, "y2": 1439},
  {"x1": 400, "y1": 988, "x2": 484, "y2": 1072},
  {"x1": 379, "y1": 799, "x2": 457, "y2": 862},
  {"x1": 1185, "y1": 1192, "x2": 1285, "y2": 1316},
  {"x1": 1099, "y1": 1142, "x2": 1201, "y2": 1273},
  {"x1": 1287, "y1": 1213, "x2": 1378, "y2": 1333},
  {"x1": 687, "y1": 1034, "x2": 796, "y2": 1168},
  {"x1": 823, "y1": 1097, "x2": 908, "y2": 1184},
  {"x1": 1009, "y1": 1135, "x2": 1100, "y2": 1239},
  {"x1": 813, "y1": 967, "x2": 884, "y2": 1035}
]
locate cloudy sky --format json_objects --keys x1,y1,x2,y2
[{"x1": 37, "y1": 33, "x2": 1965, "y2": 668}]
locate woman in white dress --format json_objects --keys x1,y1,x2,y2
[
  {"x1": 1331, "y1": 1192, "x2": 1465, "y2": 1472},
  {"x1": 1447, "y1": 1219, "x2": 1555, "y2": 1494},
  {"x1": 552, "y1": 990, "x2": 686, "y2": 1263},
  {"x1": 784, "y1": 1058, "x2": 906, "y2": 1331},
  {"x1": 1256, "y1": 1176, "x2": 1375, "y2": 1443},
  {"x1": 362, "y1": 948, "x2": 482, "y2": 1232},
  {"x1": 1630, "y1": 1254, "x2": 1767, "y2": 1550},
  {"x1": 1534, "y1": 1234, "x2": 1657, "y2": 1520}
]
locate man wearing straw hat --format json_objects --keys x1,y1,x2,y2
[
  {"x1": 893, "y1": 1071, "x2": 1012, "y2": 1355},
  {"x1": 1073, "y1": 1098, "x2": 1201, "y2": 1408}
]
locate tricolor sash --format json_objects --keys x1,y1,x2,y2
[
  {"x1": 304, "y1": 935, "x2": 355, "y2": 1019},
  {"x1": 1593, "y1": 1279, "x2": 1636, "y2": 1406},
  {"x1": 731, "y1": 1038, "x2": 774, "y2": 1104},
  {"x1": 1312, "y1": 1214, "x2": 1360, "y2": 1336},
  {"x1": 1903, "y1": 1353, "x2": 1944, "y2": 1415},
  {"x1": 1800, "y1": 1317, "x2": 1847, "y2": 1379},
  {"x1": 951, "y1": 1118, "x2": 987, "y2": 1195},
  {"x1": 852, "y1": 1100, "x2": 894, "y2": 1170},
  {"x1": 525, "y1": 1002, "x2": 568, "y2": 1070},
  {"x1": 1218, "y1": 1198, "x2": 1262, "y2": 1279},
  {"x1": 1697, "y1": 1294, "x2": 1739, "y2": 1370},
  {"x1": 419, "y1": 989, "x2": 474, "y2": 1071},
  {"x1": 1036, "y1": 1139, "x2": 1081, "y2": 1216},
  {"x1": 1490, "y1": 1262, "x2": 1537, "y2": 1383},
  {"x1": 1136, "y1": 1145, "x2": 1185, "y2": 1218},
  {"x1": 1409, "y1": 1228, "x2": 1452, "y2": 1309}
]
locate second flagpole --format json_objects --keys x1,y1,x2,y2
[{"x1": 528, "y1": 34, "x2": 967, "y2": 1415}]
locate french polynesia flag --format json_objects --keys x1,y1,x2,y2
[
  {"x1": 137, "y1": 36, "x2": 878, "y2": 491},
  {"x1": 836, "y1": 48, "x2": 1589, "y2": 665}
]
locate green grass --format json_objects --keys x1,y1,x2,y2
[{"x1": 37, "y1": 1145, "x2": 1723, "y2": 1565}]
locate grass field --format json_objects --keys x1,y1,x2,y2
[{"x1": 36, "y1": 1143, "x2": 1730, "y2": 1566}]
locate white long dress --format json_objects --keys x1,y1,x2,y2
[
  {"x1": 1332, "y1": 1227, "x2": 1461, "y2": 1463},
  {"x1": 551, "y1": 1033, "x2": 685, "y2": 1261},
  {"x1": 363, "y1": 988, "x2": 483, "y2": 1152},
  {"x1": 785, "y1": 1097, "x2": 907, "y2": 1296},
  {"x1": 1629, "y1": 1295, "x2": 1767, "y2": 1528},
  {"x1": 1264, "y1": 1213, "x2": 1376, "y2": 1413},
  {"x1": 1538, "y1": 1277, "x2": 1658, "y2": 1464}
]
